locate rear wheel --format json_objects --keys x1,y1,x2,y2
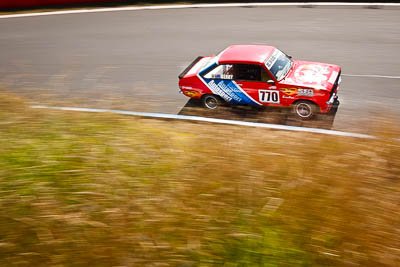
[
  {"x1": 202, "y1": 94, "x2": 221, "y2": 110},
  {"x1": 292, "y1": 100, "x2": 317, "y2": 120}
]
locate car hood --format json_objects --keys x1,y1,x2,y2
[{"x1": 281, "y1": 60, "x2": 341, "y2": 90}]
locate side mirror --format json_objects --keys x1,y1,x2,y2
[{"x1": 267, "y1": 80, "x2": 275, "y2": 85}]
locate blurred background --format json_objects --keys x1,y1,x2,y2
[{"x1": 1, "y1": 1, "x2": 400, "y2": 266}]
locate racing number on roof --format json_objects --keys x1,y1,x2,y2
[{"x1": 259, "y1": 90, "x2": 280, "y2": 104}]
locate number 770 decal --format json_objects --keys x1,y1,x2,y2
[{"x1": 259, "y1": 90, "x2": 280, "y2": 104}]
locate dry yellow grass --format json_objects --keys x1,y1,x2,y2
[{"x1": 0, "y1": 92, "x2": 399, "y2": 266}]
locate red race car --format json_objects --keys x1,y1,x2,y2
[{"x1": 178, "y1": 45, "x2": 341, "y2": 119}]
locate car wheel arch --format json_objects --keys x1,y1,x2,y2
[{"x1": 292, "y1": 99, "x2": 320, "y2": 110}]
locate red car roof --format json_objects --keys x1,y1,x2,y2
[{"x1": 217, "y1": 45, "x2": 276, "y2": 65}]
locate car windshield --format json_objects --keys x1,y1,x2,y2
[{"x1": 265, "y1": 49, "x2": 292, "y2": 81}]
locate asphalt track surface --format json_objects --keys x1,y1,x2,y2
[{"x1": 1, "y1": 5, "x2": 400, "y2": 131}]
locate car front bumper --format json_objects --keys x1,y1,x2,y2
[
  {"x1": 327, "y1": 98, "x2": 340, "y2": 115},
  {"x1": 326, "y1": 92, "x2": 338, "y2": 105}
]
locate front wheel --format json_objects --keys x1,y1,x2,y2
[
  {"x1": 202, "y1": 94, "x2": 221, "y2": 110},
  {"x1": 292, "y1": 100, "x2": 318, "y2": 120}
]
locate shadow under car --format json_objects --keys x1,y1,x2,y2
[{"x1": 178, "y1": 99, "x2": 339, "y2": 130}]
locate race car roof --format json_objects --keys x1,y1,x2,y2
[{"x1": 217, "y1": 45, "x2": 276, "y2": 65}]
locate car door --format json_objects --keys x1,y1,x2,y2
[
  {"x1": 234, "y1": 64, "x2": 281, "y2": 106},
  {"x1": 201, "y1": 63, "x2": 260, "y2": 105}
]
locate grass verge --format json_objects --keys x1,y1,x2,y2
[{"x1": 0, "y1": 92, "x2": 399, "y2": 266}]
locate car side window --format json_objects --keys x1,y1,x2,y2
[
  {"x1": 204, "y1": 64, "x2": 235, "y2": 80},
  {"x1": 235, "y1": 64, "x2": 272, "y2": 82}
]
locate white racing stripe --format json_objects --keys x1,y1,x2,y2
[
  {"x1": 1, "y1": 2, "x2": 400, "y2": 19},
  {"x1": 232, "y1": 80, "x2": 262, "y2": 106},
  {"x1": 342, "y1": 74, "x2": 400, "y2": 79},
  {"x1": 31, "y1": 105, "x2": 375, "y2": 139}
]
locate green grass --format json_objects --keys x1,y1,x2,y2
[{"x1": 0, "y1": 93, "x2": 399, "y2": 266}]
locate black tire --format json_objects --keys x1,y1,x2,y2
[
  {"x1": 292, "y1": 100, "x2": 318, "y2": 120},
  {"x1": 202, "y1": 94, "x2": 221, "y2": 110}
]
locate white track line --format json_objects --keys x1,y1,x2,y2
[
  {"x1": 31, "y1": 105, "x2": 375, "y2": 139},
  {"x1": 342, "y1": 74, "x2": 400, "y2": 79},
  {"x1": 1, "y1": 2, "x2": 400, "y2": 19}
]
